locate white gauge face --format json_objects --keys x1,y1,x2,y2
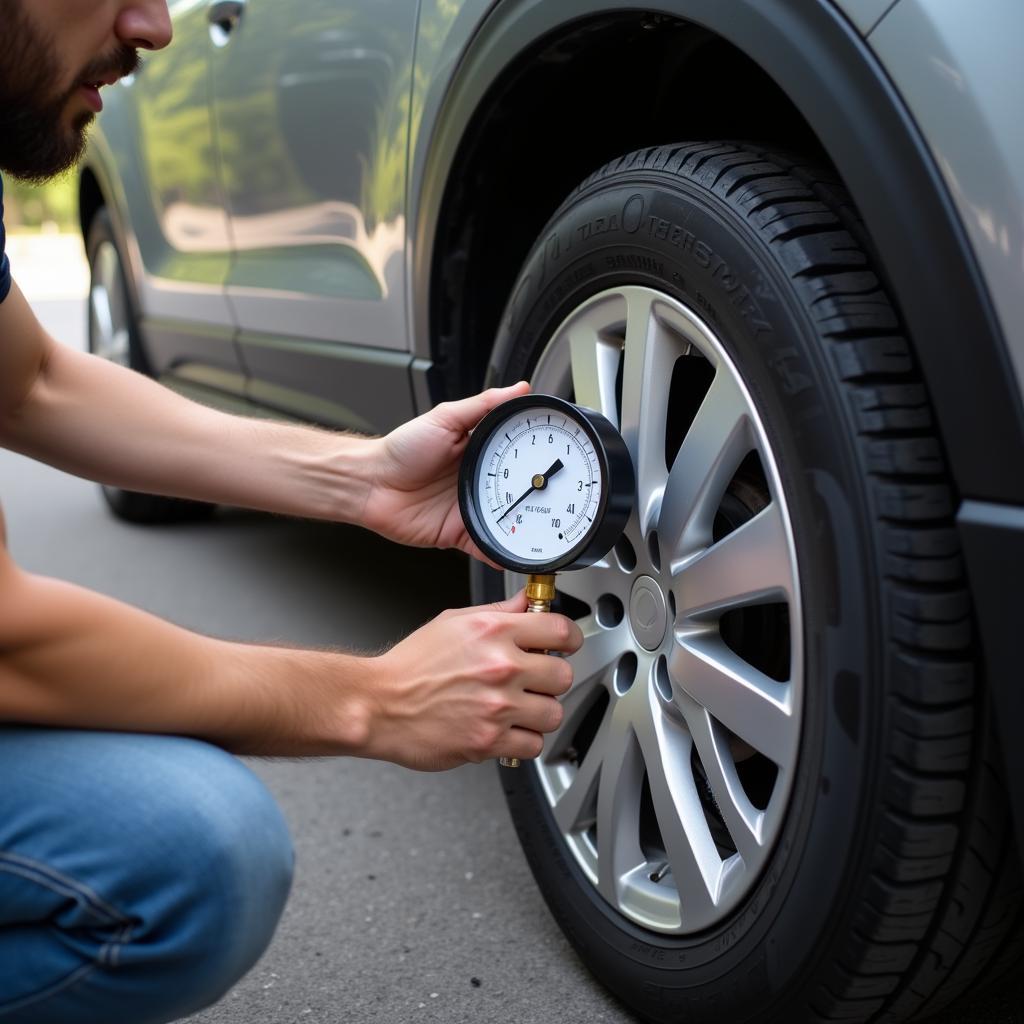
[{"x1": 475, "y1": 405, "x2": 604, "y2": 565}]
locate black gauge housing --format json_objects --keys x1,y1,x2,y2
[{"x1": 459, "y1": 394, "x2": 634, "y2": 574}]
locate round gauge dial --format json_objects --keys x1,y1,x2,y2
[{"x1": 459, "y1": 395, "x2": 634, "y2": 574}]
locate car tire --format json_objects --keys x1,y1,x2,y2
[
  {"x1": 472, "y1": 143, "x2": 1022, "y2": 1023},
  {"x1": 86, "y1": 208, "x2": 213, "y2": 524}
]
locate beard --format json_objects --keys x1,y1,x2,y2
[{"x1": 0, "y1": 2, "x2": 140, "y2": 182}]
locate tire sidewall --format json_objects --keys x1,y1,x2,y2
[
  {"x1": 84, "y1": 209, "x2": 211, "y2": 523},
  {"x1": 85, "y1": 207, "x2": 148, "y2": 375},
  {"x1": 482, "y1": 175, "x2": 883, "y2": 1018}
]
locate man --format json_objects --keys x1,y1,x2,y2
[{"x1": 0, "y1": 3, "x2": 581, "y2": 1022}]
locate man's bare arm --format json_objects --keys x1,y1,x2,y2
[
  {"x1": 0, "y1": 527, "x2": 371, "y2": 754},
  {"x1": 0, "y1": 532, "x2": 578, "y2": 765},
  {"x1": 0, "y1": 278, "x2": 583, "y2": 764},
  {"x1": 0, "y1": 281, "x2": 375, "y2": 522}
]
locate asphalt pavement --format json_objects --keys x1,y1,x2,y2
[{"x1": 1, "y1": 283, "x2": 1020, "y2": 1024}]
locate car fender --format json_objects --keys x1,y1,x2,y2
[{"x1": 410, "y1": 0, "x2": 1024, "y2": 503}]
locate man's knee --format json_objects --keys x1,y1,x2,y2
[
  {"x1": 117, "y1": 737, "x2": 295, "y2": 1009},
  {"x1": 0, "y1": 728, "x2": 294, "y2": 1024}
]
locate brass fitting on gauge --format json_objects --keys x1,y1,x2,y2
[
  {"x1": 525, "y1": 573, "x2": 557, "y2": 612},
  {"x1": 501, "y1": 572, "x2": 558, "y2": 769}
]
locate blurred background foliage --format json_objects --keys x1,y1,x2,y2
[{"x1": 3, "y1": 175, "x2": 78, "y2": 231}]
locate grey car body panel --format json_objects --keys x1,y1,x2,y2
[
  {"x1": 84, "y1": 0, "x2": 419, "y2": 430},
  {"x1": 829, "y1": 0, "x2": 900, "y2": 35},
  {"x1": 210, "y1": 0, "x2": 416, "y2": 355},
  {"x1": 241, "y1": 334, "x2": 417, "y2": 434},
  {"x1": 124, "y1": 3, "x2": 239, "y2": 343},
  {"x1": 86, "y1": 2, "x2": 243, "y2": 386},
  {"x1": 959, "y1": 500, "x2": 1024, "y2": 859},
  {"x1": 869, "y1": 0, "x2": 1024, "y2": 419}
]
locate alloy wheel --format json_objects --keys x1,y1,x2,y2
[
  {"x1": 89, "y1": 240, "x2": 132, "y2": 369},
  {"x1": 89, "y1": 239, "x2": 133, "y2": 506},
  {"x1": 506, "y1": 286, "x2": 803, "y2": 934}
]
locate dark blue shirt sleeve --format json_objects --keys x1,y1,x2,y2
[{"x1": 0, "y1": 174, "x2": 11, "y2": 304}]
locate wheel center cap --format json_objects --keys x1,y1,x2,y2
[{"x1": 629, "y1": 575, "x2": 667, "y2": 651}]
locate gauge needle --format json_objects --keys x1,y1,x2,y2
[{"x1": 496, "y1": 459, "x2": 564, "y2": 523}]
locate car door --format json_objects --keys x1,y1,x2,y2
[
  {"x1": 208, "y1": 0, "x2": 420, "y2": 432},
  {"x1": 123, "y1": 0, "x2": 244, "y2": 392}
]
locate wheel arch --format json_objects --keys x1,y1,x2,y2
[{"x1": 413, "y1": 0, "x2": 1024, "y2": 506}]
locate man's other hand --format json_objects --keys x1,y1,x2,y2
[
  {"x1": 362, "y1": 591, "x2": 583, "y2": 771},
  {"x1": 363, "y1": 382, "x2": 530, "y2": 563}
]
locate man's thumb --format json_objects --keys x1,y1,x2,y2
[
  {"x1": 487, "y1": 589, "x2": 529, "y2": 613},
  {"x1": 445, "y1": 382, "x2": 531, "y2": 434}
]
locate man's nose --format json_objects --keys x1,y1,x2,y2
[{"x1": 115, "y1": 1, "x2": 173, "y2": 51}]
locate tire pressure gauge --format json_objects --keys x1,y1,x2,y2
[{"x1": 459, "y1": 394, "x2": 635, "y2": 766}]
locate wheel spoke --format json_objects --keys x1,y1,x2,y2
[
  {"x1": 678, "y1": 692, "x2": 765, "y2": 866},
  {"x1": 107, "y1": 259, "x2": 126, "y2": 330},
  {"x1": 108, "y1": 328, "x2": 131, "y2": 367},
  {"x1": 674, "y1": 502, "x2": 794, "y2": 618},
  {"x1": 555, "y1": 561, "x2": 629, "y2": 605},
  {"x1": 90, "y1": 243, "x2": 131, "y2": 366},
  {"x1": 90, "y1": 286, "x2": 114, "y2": 354},
  {"x1": 658, "y1": 370, "x2": 753, "y2": 571},
  {"x1": 569, "y1": 321, "x2": 620, "y2": 426},
  {"x1": 633, "y1": 687, "x2": 722, "y2": 922},
  {"x1": 543, "y1": 664, "x2": 606, "y2": 761},
  {"x1": 596, "y1": 705, "x2": 646, "y2": 905},
  {"x1": 565, "y1": 615, "x2": 627, "y2": 690},
  {"x1": 619, "y1": 291, "x2": 682, "y2": 533},
  {"x1": 551, "y1": 715, "x2": 609, "y2": 834},
  {"x1": 670, "y1": 635, "x2": 794, "y2": 766}
]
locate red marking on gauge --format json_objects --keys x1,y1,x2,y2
[{"x1": 511, "y1": 526, "x2": 516, "y2": 533}]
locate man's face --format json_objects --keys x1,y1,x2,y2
[{"x1": 0, "y1": 1, "x2": 171, "y2": 182}]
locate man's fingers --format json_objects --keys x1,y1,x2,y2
[
  {"x1": 439, "y1": 381, "x2": 530, "y2": 434},
  {"x1": 441, "y1": 590, "x2": 529, "y2": 619},
  {"x1": 501, "y1": 726, "x2": 546, "y2": 762},
  {"x1": 489, "y1": 590, "x2": 530, "y2": 614},
  {"x1": 446, "y1": 604, "x2": 581, "y2": 650},
  {"x1": 458, "y1": 536, "x2": 504, "y2": 570},
  {"x1": 519, "y1": 650, "x2": 574, "y2": 696},
  {"x1": 512, "y1": 612, "x2": 583, "y2": 655},
  {"x1": 515, "y1": 691, "x2": 567, "y2": 733}
]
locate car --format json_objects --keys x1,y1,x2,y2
[{"x1": 78, "y1": 1, "x2": 1024, "y2": 1021}]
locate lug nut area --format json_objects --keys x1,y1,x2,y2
[
  {"x1": 596, "y1": 593, "x2": 625, "y2": 628},
  {"x1": 614, "y1": 652, "x2": 638, "y2": 695}
]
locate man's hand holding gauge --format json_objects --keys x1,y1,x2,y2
[{"x1": 357, "y1": 384, "x2": 592, "y2": 771}]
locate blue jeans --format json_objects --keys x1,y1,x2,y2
[{"x1": 0, "y1": 727, "x2": 294, "y2": 1024}]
